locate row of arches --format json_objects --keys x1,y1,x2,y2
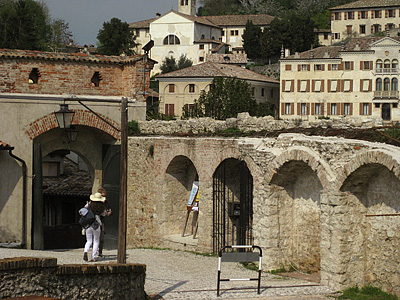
[
  {"x1": 160, "y1": 146, "x2": 400, "y2": 289},
  {"x1": 376, "y1": 77, "x2": 398, "y2": 91}
]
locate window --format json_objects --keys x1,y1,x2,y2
[
  {"x1": 388, "y1": 9, "x2": 395, "y2": 18},
  {"x1": 91, "y1": 71, "x2": 102, "y2": 87},
  {"x1": 315, "y1": 64, "x2": 323, "y2": 71},
  {"x1": 315, "y1": 103, "x2": 321, "y2": 115},
  {"x1": 271, "y1": 89, "x2": 274, "y2": 98},
  {"x1": 360, "y1": 25, "x2": 366, "y2": 34},
  {"x1": 300, "y1": 80, "x2": 307, "y2": 92},
  {"x1": 363, "y1": 61, "x2": 371, "y2": 70},
  {"x1": 201, "y1": 34, "x2": 205, "y2": 39},
  {"x1": 344, "y1": 80, "x2": 351, "y2": 92},
  {"x1": 301, "y1": 64, "x2": 309, "y2": 71},
  {"x1": 388, "y1": 23, "x2": 395, "y2": 29},
  {"x1": 346, "y1": 25, "x2": 352, "y2": 35},
  {"x1": 331, "y1": 103, "x2": 337, "y2": 115},
  {"x1": 163, "y1": 35, "x2": 180, "y2": 45},
  {"x1": 384, "y1": 59, "x2": 391, "y2": 68},
  {"x1": 230, "y1": 30, "x2": 239, "y2": 36},
  {"x1": 376, "y1": 78, "x2": 382, "y2": 91},
  {"x1": 392, "y1": 78, "x2": 398, "y2": 91},
  {"x1": 29, "y1": 68, "x2": 40, "y2": 84},
  {"x1": 344, "y1": 103, "x2": 351, "y2": 115},
  {"x1": 285, "y1": 64, "x2": 292, "y2": 71},
  {"x1": 284, "y1": 80, "x2": 292, "y2": 92},
  {"x1": 261, "y1": 88, "x2": 265, "y2": 97},
  {"x1": 331, "y1": 64, "x2": 338, "y2": 70},
  {"x1": 252, "y1": 87, "x2": 255, "y2": 96},
  {"x1": 285, "y1": 103, "x2": 292, "y2": 115},
  {"x1": 314, "y1": 80, "x2": 322, "y2": 92},
  {"x1": 300, "y1": 103, "x2": 307, "y2": 115},
  {"x1": 199, "y1": 44, "x2": 204, "y2": 50},
  {"x1": 374, "y1": 10, "x2": 381, "y2": 18},
  {"x1": 324, "y1": 33, "x2": 328, "y2": 40},
  {"x1": 334, "y1": 33, "x2": 340, "y2": 39},
  {"x1": 344, "y1": 61, "x2": 352, "y2": 70},
  {"x1": 334, "y1": 12, "x2": 340, "y2": 20},
  {"x1": 376, "y1": 59, "x2": 383, "y2": 69},
  {"x1": 189, "y1": 84, "x2": 195, "y2": 93},
  {"x1": 361, "y1": 11, "x2": 367, "y2": 19},
  {"x1": 347, "y1": 12, "x2": 354, "y2": 19},
  {"x1": 221, "y1": 30, "x2": 225, "y2": 36},
  {"x1": 168, "y1": 84, "x2": 175, "y2": 93},
  {"x1": 330, "y1": 80, "x2": 338, "y2": 92},
  {"x1": 373, "y1": 24, "x2": 380, "y2": 33},
  {"x1": 362, "y1": 80, "x2": 371, "y2": 92},
  {"x1": 43, "y1": 162, "x2": 60, "y2": 177},
  {"x1": 199, "y1": 57, "x2": 204, "y2": 62},
  {"x1": 384, "y1": 78, "x2": 390, "y2": 91},
  {"x1": 165, "y1": 104, "x2": 175, "y2": 116},
  {"x1": 362, "y1": 103, "x2": 370, "y2": 115}
]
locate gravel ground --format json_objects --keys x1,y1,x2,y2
[{"x1": 0, "y1": 247, "x2": 339, "y2": 300}]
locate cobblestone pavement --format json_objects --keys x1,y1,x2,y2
[{"x1": 0, "y1": 247, "x2": 339, "y2": 299}]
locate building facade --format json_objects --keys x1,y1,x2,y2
[
  {"x1": 280, "y1": 37, "x2": 400, "y2": 121},
  {"x1": 157, "y1": 62, "x2": 279, "y2": 118},
  {"x1": 0, "y1": 49, "x2": 153, "y2": 249},
  {"x1": 330, "y1": 0, "x2": 400, "y2": 42}
]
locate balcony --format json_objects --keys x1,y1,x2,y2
[
  {"x1": 375, "y1": 68, "x2": 399, "y2": 75},
  {"x1": 374, "y1": 91, "x2": 399, "y2": 99}
]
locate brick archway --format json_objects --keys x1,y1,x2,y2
[
  {"x1": 24, "y1": 109, "x2": 121, "y2": 140},
  {"x1": 337, "y1": 149, "x2": 400, "y2": 189},
  {"x1": 265, "y1": 146, "x2": 335, "y2": 189}
]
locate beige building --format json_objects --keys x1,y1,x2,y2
[
  {"x1": 157, "y1": 62, "x2": 279, "y2": 117},
  {"x1": 279, "y1": 36, "x2": 400, "y2": 121},
  {"x1": 129, "y1": 0, "x2": 274, "y2": 73},
  {"x1": 330, "y1": 0, "x2": 400, "y2": 42}
]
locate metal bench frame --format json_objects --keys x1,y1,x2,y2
[{"x1": 217, "y1": 245, "x2": 262, "y2": 296}]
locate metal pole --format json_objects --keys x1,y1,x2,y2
[{"x1": 118, "y1": 97, "x2": 128, "y2": 263}]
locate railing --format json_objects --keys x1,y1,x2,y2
[
  {"x1": 374, "y1": 91, "x2": 399, "y2": 99},
  {"x1": 375, "y1": 68, "x2": 399, "y2": 74}
]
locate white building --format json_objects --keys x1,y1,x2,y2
[{"x1": 280, "y1": 36, "x2": 400, "y2": 122}]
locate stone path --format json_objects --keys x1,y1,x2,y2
[{"x1": 0, "y1": 247, "x2": 339, "y2": 299}]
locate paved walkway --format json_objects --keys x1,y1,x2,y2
[{"x1": 0, "y1": 247, "x2": 339, "y2": 299}]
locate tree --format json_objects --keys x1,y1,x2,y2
[
  {"x1": 48, "y1": 19, "x2": 73, "y2": 52},
  {"x1": 97, "y1": 17, "x2": 136, "y2": 56},
  {"x1": 0, "y1": 0, "x2": 51, "y2": 51},
  {"x1": 242, "y1": 20, "x2": 262, "y2": 60},
  {"x1": 198, "y1": 0, "x2": 242, "y2": 16},
  {"x1": 160, "y1": 54, "x2": 193, "y2": 74},
  {"x1": 186, "y1": 77, "x2": 272, "y2": 120}
]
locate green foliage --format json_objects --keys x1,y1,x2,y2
[
  {"x1": 242, "y1": 20, "x2": 263, "y2": 60},
  {"x1": 198, "y1": 0, "x2": 242, "y2": 16},
  {"x1": 97, "y1": 17, "x2": 136, "y2": 56},
  {"x1": 127, "y1": 120, "x2": 140, "y2": 135},
  {"x1": 311, "y1": 10, "x2": 331, "y2": 29},
  {"x1": 338, "y1": 286, "x2": 399, "y2": 300},
  {"x1": 160, "y1": 54, "x2": 193, "y2": 74},
  {"x1": 188, "y1": 77, "x2": 273, "y2": 120},
  {"x1": 0, "y1": 0, "x2": 53, "y2": 51}
]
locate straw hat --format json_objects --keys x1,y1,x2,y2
[{"x1": 90, "y1": 192, "x2": 106, "y2": 202}]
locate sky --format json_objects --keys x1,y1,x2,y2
[{"x1": 42, "y1": 0, "x2": 188, "y2": 46}]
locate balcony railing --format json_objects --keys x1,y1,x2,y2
[
  {"x1": 375, "y1": 68, "x2": 399, "y2": 74},
  {"x1": 374, "y1": 91, "x2": 399, "y2": 99}
]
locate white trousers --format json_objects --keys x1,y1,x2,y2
[{"x1": 84, "y1": 226, "x2": 101, "y2": 259}]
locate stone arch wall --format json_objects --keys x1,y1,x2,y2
[{"x1": 24, "y1": 110, "x2": 121, "y2": 140}]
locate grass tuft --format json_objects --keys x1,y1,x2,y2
[{"x1": 338, "y1": 286, "x2": 399, "y2": 300}]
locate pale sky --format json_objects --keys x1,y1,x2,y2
[{"x1": 42, "y1": 0, "x2": 186, "y2": 46}]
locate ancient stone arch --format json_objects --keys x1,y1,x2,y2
[{"x1": 24, "y1": 110, "x2": 121, "y2": 140}]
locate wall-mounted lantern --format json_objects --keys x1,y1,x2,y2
[{"x1": 54, "y1": 104, "x2": 77, "y2": 142}]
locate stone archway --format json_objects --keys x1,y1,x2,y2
[
  {"x1": 161, "y1": 155, "x2": 199, "y2": 238},
  {"x1": 338, "y1": 160, "x2": 400, "y2": 292}
]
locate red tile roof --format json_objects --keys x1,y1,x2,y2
[
  {"x1": 157, "y1": 62, "x2": 279, "y2": 84},
  {"x1": 331, "y1": 0, "x2": 400, "y2": 10}
]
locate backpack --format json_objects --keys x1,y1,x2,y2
[{"x1": 78, "y1": 207, "x2": 96, "y2": 229}]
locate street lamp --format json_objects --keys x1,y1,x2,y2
[{"x1": 54, "y1": 103, "x2": 78, "y2": 142}]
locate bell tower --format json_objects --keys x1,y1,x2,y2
[{"x1": 178, "y1": 0, "x2": 196, "y2": 16}]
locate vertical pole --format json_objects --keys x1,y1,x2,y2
[{"x1": 118, "y1": 97, "x2": 128, "y2": 263}]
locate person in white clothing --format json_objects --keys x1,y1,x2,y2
[{"x1": 83, "y1": 192, "x2": 111, "y2": 262}]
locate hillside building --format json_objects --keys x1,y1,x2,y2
[{"x1": 279, "y1": 36, "x2": 400, "y2": 121}]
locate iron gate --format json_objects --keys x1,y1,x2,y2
[{"x1": 213, "y1": 159, "x2": 253, "y2": 253}]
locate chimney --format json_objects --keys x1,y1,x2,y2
[{"x1": 156, "y1": 12, "x2": 161, "y2": 18}]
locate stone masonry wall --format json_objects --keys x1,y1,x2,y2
[
  {"x1": 0, "y1": 257, "x2": 146, "y2": 300},
  {"x1": 126, "y1": 133, "x2": 400, "y2": 296}
]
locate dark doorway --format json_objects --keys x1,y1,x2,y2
[
  {"x1": 382, "y1": 103, "x2": 391, "y2": 121},
  {"x1": 213, "y1": 159, "x2": 253, "y2": 253},
  {"x1": 102, "y1": 144, "x2": 121, "y2": 249}
]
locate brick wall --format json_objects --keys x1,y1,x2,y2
[{"x1": 0, "y1": 257, "x2": 146, "y2": 300}]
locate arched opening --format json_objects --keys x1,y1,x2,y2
[
  {"x1": 340, "y1": 163, "x2": 400, "y2": 288},
  {"x1": 270, "y1": 160, "x2": 322, "y2": 275},
  {"x1": 212, "y1": 159, "x2": 253, "y2": 253},
  {"x1": 161, "y1": 155, "x2": 199, "y2": 238},
  {"x1": 42, "y1": 150, "x2": 92, "y2": 249}
]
